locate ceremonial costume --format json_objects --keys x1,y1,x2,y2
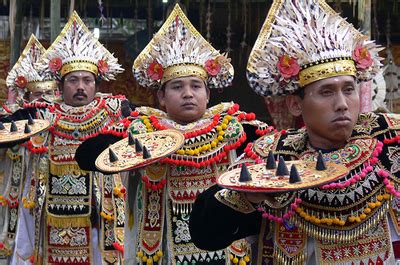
[
  {"x1": 87, "y1": 4, "x2": 269, "y2": 264},
  {"x1": 189, "y1": 1, "x2": 400, "y2": 264},
  {"x1": 5, "y1": 12, "x2": 127, "y2": 264},
  {"x1": 0, "y1": 34, "x2": 57, "y2": 262}
]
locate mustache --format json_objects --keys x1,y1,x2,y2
[{"x1": 73, "y1": 91, "x2": 87, "y2": 98}]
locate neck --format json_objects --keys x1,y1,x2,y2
[{"x1": 307, "y1": 134, "x2": 348, "y2": 151}]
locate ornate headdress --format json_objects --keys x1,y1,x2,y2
[
  {"x1": 247, "y1": 0, "x2": 383, "y2": 97},
  {"x1": 133, "y1": 4, "x2": 233, "y2": 89},
  {"x1": 6, "y1": 34, "x2": 57, "y2": 98},
  {"x1": 37, "y1": 11, "x2": 123, "y2": 81}
]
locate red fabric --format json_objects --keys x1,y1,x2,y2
[{"x1": 393, "y1": 241, "x2": 400, "y2": 259}]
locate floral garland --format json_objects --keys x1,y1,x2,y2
[{"x1": 48, "y1": 97, "x2": 123, "y2": 141}]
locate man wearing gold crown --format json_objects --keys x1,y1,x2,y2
[
  {"x1": 76, "y1": 4, "x2": 270, "y2": 264},
  {"x1": 0, "y1": 34, "x2": 58, "y2": 262},
  {"x1": 190, "y1": 0, "x2": 400, "y2": 264},
  {"x1": 1, "y1": 12, "x2": 129, "y2": 265}
]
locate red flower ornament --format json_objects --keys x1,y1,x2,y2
[
  {"x1": 97, "y1": 60, "x2": 109, "y2": 74},
  {"x1": 277, "y1": 55, "x2": 300, "y2": 79},
  {"x1": 353, "y1": 45, "x2": 373, "y2": 70},
  {"x1": 49, "y1": 57, "x2": 62, "y2": 73},
  {"x1": 15, "y1": 75, "x2": 27, "y2": 88},
  {"x1": 204, "y1": 59, "x2": 222, "y2": 76},
  {"x1": 146, "y1": 60, "x2": 164, "y2": 81}
]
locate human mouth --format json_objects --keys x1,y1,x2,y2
[
  {"x1": 332, "y1": 116, "x2": 351, "y2": 126},
  {"x1": 182, "y1": 102, "x2": 196, "y2": 107},
  {"x1": 74, "y1": 93, "x2": 87, "y2": 100}
]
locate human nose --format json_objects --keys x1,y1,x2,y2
[
  {"x1": 334, "y1": 91, "x2": 349, "y2": 112},
  {"x1": 182, "y1": 85, "x2": 194, "y2": 98}
]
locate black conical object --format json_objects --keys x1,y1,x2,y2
[
  {"x1": 128, "y1": 132, "x2": 135, "y2": 146},
  {"x1": 275, "y1": 156, "x2": 289, "y2": 176},
  {"x1": 266, "y1": 150, "x2": 276, "y2": 169},
  {"x1": 0, "y1": 122, "x2": 4, "y2": 130},
  {"x1": 27, "y1": 114, "x2": 34, "y2": 125},
  {"x1": 10, "y1": 121, "x2": 18, "y2": 132},
  {"x1": 239, "y1": 163, "x2": 252, "y2": 182},
  {"x1": 142, "y1": 146, "x2": 151, "y2": 159},
  {"x1": 135, "y1": 138, "x2": 143, "y2": 153},
  {"x1": 316, "y1": 151, "x2": 327, "y2": 171},
  {"x1": 24, "y1": 123, "x2": 31, "y2": 133},
  {"x1": 289, "y1": 165, "x2": 301, "y2": 183},
  {"x1": 109, "y1": 148, "x2": 119, "y2": 162}
]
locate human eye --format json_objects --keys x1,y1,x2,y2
[
  {"x1": 319, "y1": 88, "x2": 333, "y2": 96},
  {"x1": 67, "y1": 78, "x2": 78, "y2": 84},
  {"x1": 84, "y1": 78, "x2": 94, "y2": 85},
  {"x1": 343, "y1": 86, "x2": 355, "y2": 95}
]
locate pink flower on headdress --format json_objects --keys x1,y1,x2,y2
[
  {"x1": 353, "y1": 45, "x2": 373, "y2": 70},
  {"x1": 277, "y1": 55, "x2": 300, "y2": 79},
  {"x1": 146, "y1": 60, "x2": 164, "y2": 81},
  {"x1": 97, "y1": 60, "x2": 109, "y2": 75},
  {"x1": 15, "y1": 75, "x2": 27, "y2": 88},
  {"x1": 204, "y1": 59, "x2": 222, "y2": 76},
  {"x1": 49, "y1": 57, "x2": 62, "y2": 73}
]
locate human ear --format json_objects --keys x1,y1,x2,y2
[
  {"x1": 157, "y1": 89, "x2": 166, "y2": 107},
  {"x1": 286, "y1": 95, "x2": 303, "y2": 117}
]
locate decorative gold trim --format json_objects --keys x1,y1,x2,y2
[
  {"x1": 49, "y1": 162, "x2": 89, "y2": 176},
  {"x1": 43, "y1": 11, "x2": 114, "y2": 67},
  {"x1": 61, "y1": 61, "x2": 98, "y2": 77},
  {"x1": 46, "y1": 214, "x2": 91, "y2": 228},
  {"x1": 26, "y1": 80, "x2": 58, "y2": 92},
  {"x1": 133, "y1": 4, "x2": 218, "y2": 70},
  {"x1": 215, "y1": 189, "x2": 255, "y2": 214},
  {"x1": 299, "y1": 60, "x2": 356, "y2": 87},
  {"x1": 162, "y1": 64, "x2": 207, "y2": 84},
  {"x1": 247, "y1": 0, "x2": 367, "y2": 73}
]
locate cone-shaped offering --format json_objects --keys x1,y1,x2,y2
[
  {"x1": 266, "y1": 150, "x2": 276, "y2": 169},
  {"x1": 27, "y1": 114, "x2": 34, "y2": 125},
  {"x1": 239, "y1": 163, "x2": 252, "y2": 182},
  {"x1": 24, "y1": 123, "x2": 31, "y2": 133},
  {"x1": 143, "y1": 146, "x2": 151, "y2": 159},
  {"x1": 0, "y1": 122, "x2": 4, "y2": 130},
  {"x1": 289, "y1": 164, "x2": 301, "y2": 183},
  {"x1": 128, "y1": 132, "x2": 135, "y2": 146},
  {"x1": 316, "y1": 151, "x2": 327, "y2": 171},
  {"x1": 135, "y1": 138, "x2": 143, "y2": 153},
  {"x1": 109, "y1": 148, "x2": 119, "y2": 162},
  {"x1": 10, "y1": 121, "x2": 18, "y2": 132},
  {"x1": 275, "y1": 156, "x2": 289, "y2": 176}
]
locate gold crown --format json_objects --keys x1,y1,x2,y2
[
  {"x1": 26, "y1": 80, "x2": 58, "y2": 93},
  {"x1": 162, "y1": 64, "x2": 208, "y2": 85},
  {"x1": 60, "y1": 61, "x2": 98, "y2": 78},
  {"x1": 299, "y1": 60, "x2": 356, "y2": 87}
]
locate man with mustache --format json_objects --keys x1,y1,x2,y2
[
  {"x1": 189, "y1": 0, "x2": 400, "y2": 264},
  {"x1": 76, "y1": 4, "x2": 269, "y2": 264},
  {"x1": 1, "y1": 12, "x2": 129, "y2": 265}
]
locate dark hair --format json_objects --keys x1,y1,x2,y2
[{"x1": 293, "y1": 88, "x2": 305, "y2": 99}]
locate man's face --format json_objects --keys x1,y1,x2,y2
[
  {"x1": 62, "y1": 71, "x2": 97, "y2": 107},
  {"x1": 157, "y1": 76, "x2": 210, "y2": 124},
  {"x1": 28, "y1": 89, "x2": 55, "y2": 102},
  {"x1": 287, "y1": 75, "x2": 360, "y2": 149}
]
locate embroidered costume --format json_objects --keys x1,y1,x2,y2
[
  {"x1": 101, "y1": 4, "x2": 268, "y2": 264},
  {"x1": 4, "y1": 11, "x2": 127, "y2": 264},
  {"x1": 0, "y1": 34, "x2": 57, "y2": 261},
  {"x1": 189, "y1": 1, "x2": 400, "y2": 264}
]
